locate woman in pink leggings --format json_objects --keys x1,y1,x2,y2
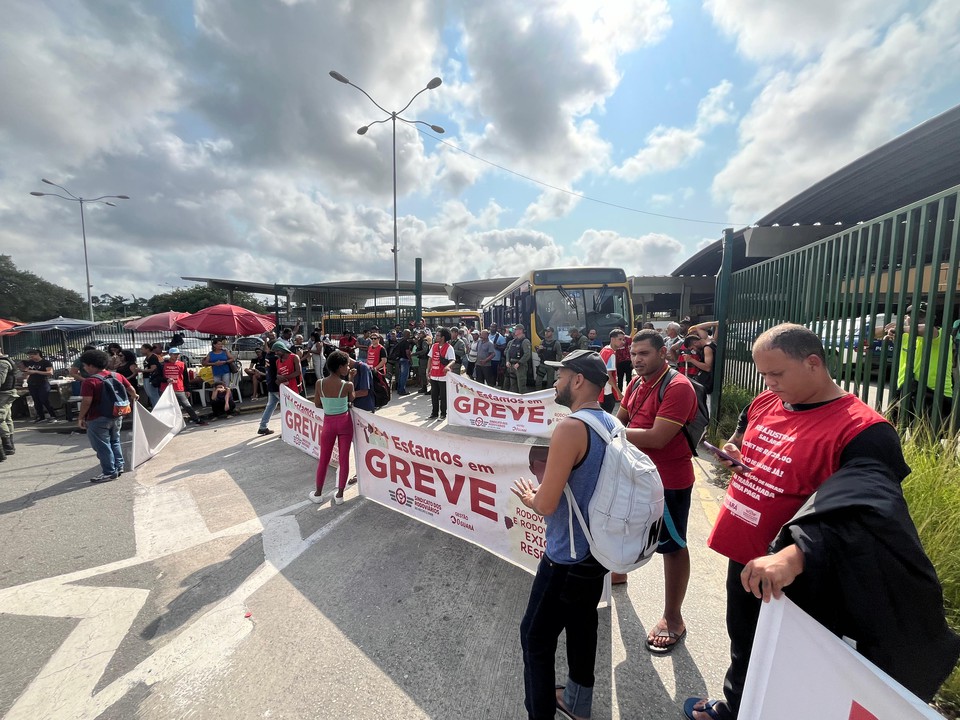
[{"x1": 311, "y1": 350, "x2": 356, "y2": 505}]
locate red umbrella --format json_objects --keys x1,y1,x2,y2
[
  {"x1": 175, "y1": 304, "x2": 276, "y2": 336},
  {"x1": 123, "y1": 311, "x2": 193, "y2": 332},
  {"x1": 0, "y1": 318, "x2": 24, "y2": 332}
]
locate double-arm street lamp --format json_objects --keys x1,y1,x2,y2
[
  {"x1": 31, "y1": 178, "x2": 130, "y2": 321},
  {"x1": 330, "y1": 70, "x2": 444, "y2": 323}
]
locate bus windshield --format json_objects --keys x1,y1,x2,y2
[{"x1": 534, "y1": 287, "x2": 631, "y2": 344}]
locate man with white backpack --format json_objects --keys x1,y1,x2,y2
[{"x1": 512, "y1": 349, "x2": 663, "y2": 720}]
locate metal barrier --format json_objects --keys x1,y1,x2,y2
[{"x1": 716, "y1": 184, "x2": 960, "y2": 434}]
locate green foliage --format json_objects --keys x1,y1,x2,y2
[
  {"x1": 901, "y1": 433, "x2": 960, "y2": 714},
  {"x1": 147, "y1": 286, "x2": 266, "y2": 314},
  {"x1": 708, "y1": 383, "x2": 755, "y2": 446},
  {"x1": 0, "y1": 255, "x2": 86, "y2": 321}
]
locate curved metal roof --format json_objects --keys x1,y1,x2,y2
[{"x1": 673, "y1": 103, "x2": 960, "y2": 276}]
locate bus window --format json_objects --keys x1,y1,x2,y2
[{"x1": 534, "y1": 287, "x2": 630, "y2": 344}]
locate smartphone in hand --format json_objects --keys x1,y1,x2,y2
[{"x1": 702, "y1": 441, "x2": 755, "y2": 474}]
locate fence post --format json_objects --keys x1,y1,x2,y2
[
  {"x1": 415, "y1": 258, "x2": 423, "y2": 325},
  {"x1": 711, "y1": 227, "x2": 734, "y2": 426}
]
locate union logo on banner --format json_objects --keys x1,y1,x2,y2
[{"x1": 849, "y1": 701, "x2": 879, "y2": 720}]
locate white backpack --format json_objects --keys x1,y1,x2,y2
[{"x1": 563, "y1": 410, "x2": 665, "y2": 573}]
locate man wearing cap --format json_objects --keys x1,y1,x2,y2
[
  {"x1": 567, "y1": 327, "x2": 588, "y2": 353},
  {"x1": 505, "y1": 324, "x2": 532, "y2": 394},
  {"x1": 512, "y1": 349, "x2": 613, "y2": 720},
  {"x1": 536, "y1": 327, "x2": 562, "y2": 389},
  {"x1": 160, "y1": 347, "x2": 206, "y2": 426}
]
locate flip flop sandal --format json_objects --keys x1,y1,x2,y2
[
  {"x1": 682, "y1": 698, "x2": 725, "y2": 720},
  {"x1": 647, "y1": 627, "x2": 687, "y2": 654}
]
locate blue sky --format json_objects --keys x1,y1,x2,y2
[{"x1": 1, "y1": 0, "x2": 958, "y2": 302}]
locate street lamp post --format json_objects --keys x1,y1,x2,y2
[
  {"x1": 31, "y1": 179, "x2": 130, "y2": 322},
  {"x1": 330, "y1": 70, "x2": 444, "y2": 325}
]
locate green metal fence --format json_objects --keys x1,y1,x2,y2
[{"x1": 716, "y1": 183, "x2": 960, "y2": 434}]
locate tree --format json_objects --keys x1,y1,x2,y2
[
  {"x1": 0, "y1": 255, "x2": 86, "y2": 321},
  {"x1": 146, "y1": 286, "x2": 267, "y2": 314}
]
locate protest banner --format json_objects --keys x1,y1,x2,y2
[
  {"x1": 444, "y1": 372, "x2": 565, "y2": 438},
  {"x1": 353, "y1": 407, "x2": 547, "y2": 573},
  {"x1": 740, "y1": 596, "x2": 943, "y2": 719},
  {"x1": 131, "y1": 385, "x2": 186, "y2": 469},
  {"x1": 279, "y1": 384, "x2": 338, "y2": 466}
]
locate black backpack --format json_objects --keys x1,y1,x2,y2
[
  {"x1": 371, "y1": 370, "x2": 391, "y2": 408},
  {"x1": 658, "y1": 368, "x2": 709, "y2": 454},
  {"x1": 94, "y1": 371, "x2": 132, "y2": 418}
]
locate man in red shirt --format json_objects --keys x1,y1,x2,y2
[
  {"x1": 160, "y1": 347, "x2": 206, "y2": 426},
  {"x1": 616, "y1": 329, "x2": 698, "y2": 653},
  {"x1": 598, "y1": 329, "x2": 625, "y2": 412},
  {"x1": 77, "y1": 349, "x2": 138, "y2": 483},
  {"x1": 366, "y1": 333, "x2": 387, "y2": 374},
  {"x1": 684, "y1": 324, "x2": 917, "y2": 720}
]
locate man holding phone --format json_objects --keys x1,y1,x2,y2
[
  {"x1": 617, "y1": 329, "x2": 698, "y2": 654},
  {"x1": 683, "y1": 324, "x2": 956, "y2": 720}
]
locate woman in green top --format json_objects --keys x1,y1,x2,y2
[{"x1": 312, "y1": 351, "x2": 356, "y2": 505}]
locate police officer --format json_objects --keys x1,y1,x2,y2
[{"x1": 505, "y1": 324, "x2": 532, "y2": 394}]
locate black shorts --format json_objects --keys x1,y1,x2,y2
[{"x1": 657, "y1": 486, "x2": 692, "y2": 554}]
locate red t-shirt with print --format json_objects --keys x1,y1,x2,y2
[
  {"x1": 707, "y1": 390, "x2": 888, "y2": 565},
  {"x1": 621, "y1": 369, "x2": 697, "y2": 489}
]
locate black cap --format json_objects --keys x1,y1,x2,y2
[{"x1": 544, "y1": 349, "x2": 608, "y2": 388}]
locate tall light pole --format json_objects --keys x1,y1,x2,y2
[
  {"x1": 330, "y1": 70, "x2": 444, "y2": 324},
  {"x1": 31, "y1": 179, "x2": 130, "y2": 322}
]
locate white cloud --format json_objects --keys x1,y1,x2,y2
[
  {"x1": 711, "y1": 0, "x2": 960, "y2": 222},
  {"x1": 520, "y1": 189, "x2": 582, "y2": 226},
  {"x1": 612, "y1": 80, "x2": 735, "y2": 180},
  {"x1": 580, "y1": 230, "x2": 684, "y2": 276},
  {"x1": 704, "y1": 0, "x2": 910, "y2": 61}
]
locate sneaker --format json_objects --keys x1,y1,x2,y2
[
  {"x1": 334, "y1": 494, "x2": 345, "y2": 505},
  {"x1": 257, "y1": 428, "x2": 274, "y2": 435},
  {"x1": 195, "y1": 420, "x2": 208, "y2": 426},
  {"x1": 47, "y1": 418, "x2": 59, "y2": 424},
  {"x1": 308, "y1": 490, "x2": 324, "y2": 504},
  {"x1": 440, "y1": 414, "x2": 446, "y2": 419},
  {"x1": 427, "y1": 414, "x2": 438, "y2": 419},
  {"x1": 90, "y1": 473, "x2": 118, "y2": 484},
  {"x1": 33, "y1": 418, "x2": 44, "y2": 424},
  {"x1": 116, "y1": 467, "x2": 125, "y2": 477}
]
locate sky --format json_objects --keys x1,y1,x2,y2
[{"x1": 1, "y1": 0, "x2": 958, "y2": 305}]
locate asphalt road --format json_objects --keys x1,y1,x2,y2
[{"x1": 0, "y1": 392, "x2": 731, "y2": 719}]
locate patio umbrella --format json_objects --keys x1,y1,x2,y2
[
  {"x1": 0, "y1": 316, "x2": 102, "y2": 367},
  {"x1": 124, "y1": 311, "x2": 192, "y2": 332},
  {"x1": 175, "y1": 304, "x2": 276, "y2": 336}
]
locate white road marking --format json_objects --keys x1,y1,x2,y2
[{"x1": 0, "y1": 474, "x2": 359, "y2": 720}]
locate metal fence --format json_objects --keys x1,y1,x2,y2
[{"x1": 716, "y1": 183, "x2": 960, "y2": 433}]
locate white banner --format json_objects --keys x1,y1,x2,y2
[
  {"x1": 131, "y1": 385, "x2": 186, "y2": 469},
  {"x1": 353, "y1": 407, "x2": 548, "y2": 573},
  {"x1": 741, "y1": 596, "x2": 942, "y2": 720},
  {"x1": 444, "y1": 372, "x2": 565, "y2": 438},
  {"x1": 279, "y1": 384, "x2": 338, "y2": 466}
]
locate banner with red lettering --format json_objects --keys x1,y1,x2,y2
[
  {"x1": 445, "y1": 372, "x2": 566, "y2": 438},
  {"x1": 279, "y1": 384, "x2": 339, "y2": 466},
  {"x1": 352, "y1": 407, "x2": 548, "y2": 573},
  {"x1": 740, "y1": 596, "x2": 942, "y2": 719}
]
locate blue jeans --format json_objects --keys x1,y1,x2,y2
[
  {"x1": 397, "y1": 358, "x2": 410, "y2": 393},
  {"x1": 259, "y1": 392, "x2": 279, "y2": 430},
  {"x1": 520, "y1": 554, "x2": 607, "y2": 719},
  {"x1": 144, "y1": 381, "x2": 160, "y2": 408},
  {"x1": 87, "y1": 416, "x2": 123, "y2": 475}
]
